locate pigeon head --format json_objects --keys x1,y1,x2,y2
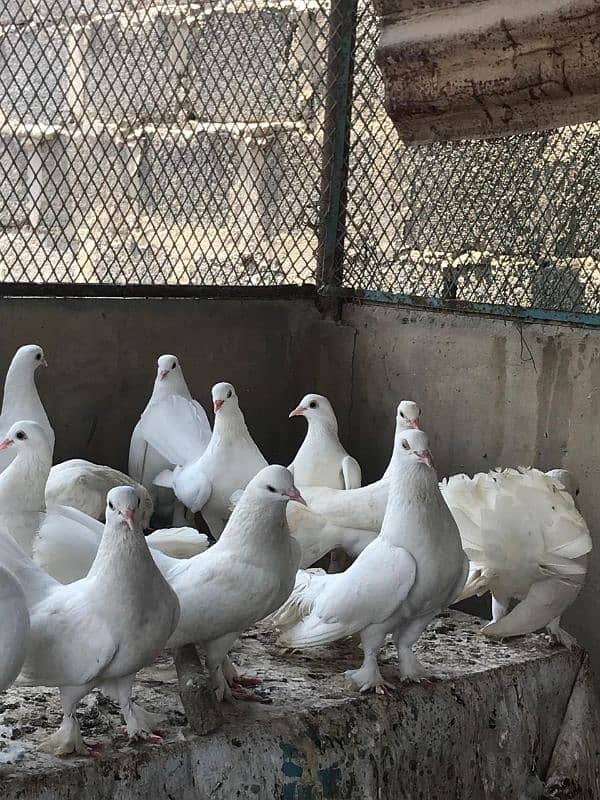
[
  {"x1": 245, "y1": 465, "x2": 306, "y2": 506},
  {"x1": 13, "y1": 344, "x2": 47, "y2": 371},
  {"x1": 289, "y1": 393, "x2": 337, "y2": 427},
  {"x1": 545, "y1": 469, "x2": 579, "y2": 498},
  {"x1": 156, "y1": 354, "x2": 181, "y2": 383},
  {"x1": 396, "y1": 400, "x2": 421, "y2": 431},
  {"x1": 0, "y1": 420, "x2": 50, "y2": 454},
  {"x1": 105, "y1": 486, "x2": 143, "y2": 532},
  {"x1": 212, "y1": 382, "x2": 238, "y2": 414},
  {"x1": 396, "y1": 428, "x2": 434, "y2": 468}
]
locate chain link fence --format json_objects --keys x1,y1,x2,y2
[{"x1": 0, "y1": 0, "x2": 599, "y2": 319}]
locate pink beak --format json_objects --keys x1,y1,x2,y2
[
  {"x1": 0, "y1": 438, "x2": 13, "y2": 451},
  {"x1": 120, "y1": 509, "x2": 135, "y2": 530},
  {"x1": 159, "y1": 369, "x2": 169, "y2": 381},
  {"x1": 409, "y1": 419, "x2": 420, "y2": 429},
  {"x1": 289, "y1": 406, "x2": 305, "y2": 418},
  {"x1": 214, "y1": 399, "x2": 224, "y2": 413},
  {"x1": 41, "y1": 357, "x2": 48, "y2": 368},
  {"x1": 416, "y1": 450, "x2": 434, "y2": 468},
  {"x1": 286, "y1": 486, "x2": 307, "y2": 505}
]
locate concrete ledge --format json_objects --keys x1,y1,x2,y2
[{"x1": 0, "y1": 611, "x2": 595, "y2": 800}]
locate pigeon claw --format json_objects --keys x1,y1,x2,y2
[{"x1": 231, "y1": 674, "x2": 262, "y2": 688}]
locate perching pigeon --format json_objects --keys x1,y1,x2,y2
[
  {"x1": 449, "y1": 467, "x2": 591, "y2": 646},
  {"x1": 289, "y1": 393, "x2": 361, "y2": 489},
  {"x1": 140, "y1": 382, "x2": 266, "y2": 539},
  {"x1": 46, "y1": 459, "x2": 154, "y2": 528},
  {"x1": 285, "y1": 400, "x2": 421, "y2": 566},
  {"x1": 0, "y1": 420, "x2": 51, "y2": 555},
  {"x1": 0, "y1": 564, "x2": 29, "y2": 690},
  {"x1": 273, "y1": 428, "x2": 468, "y2": 692},
  {"x1": 0, "y1": 487, "x2": 180, "y2": 755},
  {"x1": 129, "y1": 354, "x2": 207, "y2": 523},
  {"x1": 0, "y1": 345, "x2": 53, "y2": 473},
  {"x1": 163, "y1": 465, "x2": 302, "y2": 700}
]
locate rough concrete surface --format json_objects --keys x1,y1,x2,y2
[{"x1": 0, "y1": 611, "x2": 593, "y2": 800}]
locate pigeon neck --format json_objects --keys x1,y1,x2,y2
[
  {"x1": 305, "y1": 416, "x2": 339, "y2": 438},
  {"x1": 381, "y1": 460, "x2": 438, "y2": 542},
  {"x1": 223, "y1": 496, "x2": 288, "y2": 549},
  {"x1": 213, "y1": 407, "x2": 247, "y2": 437},
  {"x1": 2, "y1": 363, "x2": 40, "y2": 417},
  {"x1": 0, "y1": 448, "x2": 51, "y2": 511},
  {"x1": 152, "y1": 374, "x2": 191, "y2": 404},
  {"x1": 89, "y1": 522, "x2": 153, "y2": 578}
]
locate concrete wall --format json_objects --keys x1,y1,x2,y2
[
  {"x1": 0, "y1": 295, "x2": 598, "y2": 674},
  {"x1": 339, "y1": 302, "x2": 600, "y2": 677}
]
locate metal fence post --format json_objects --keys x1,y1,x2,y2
[{"x1": 316, "y1": 0, "x2": 358, "y2": 315}]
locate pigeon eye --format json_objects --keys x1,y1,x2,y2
[
  {"x1": 171, "y1": 362, "x2": 176, "y2": 369},
  {"x1": 35, "y1": 353, "x2": 41, "y2": 361},
  {"x1": 227, "y1": 390, "x2": 232, "y2": 399},
  {"x1": 400, "y1": 411, "x2": 405, "y2": 419},
  {"x1": 401, "y1": 439, "x2": 410, "y2": 450},
  {"x1": 108, "y1": 501, "x2": 114, "y2": 510},
  {"x1": 309, "y1": 401, "x2": 317, "y2": 409},
  {"x1": 15, "y1": 431, "x2": 26, "y2": 440},
  {"x1": 267, "y1": 485, "x2": 276, "y2": 493}
]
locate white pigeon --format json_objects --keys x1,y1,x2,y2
[
  {"x1": 449, "y1": 467, "x2": 591, "y2": 646},
  {"x1": 289, "y1": 393, "x2": 361, "y2": 489},
  {"x1": 129, "y1": 354, "x2": 208, "y2": 524},
  {"x1": 0, "y1": 565, "x2": 30, "y2": 690},
  {"x1": 0, "y1": 487, "x2": 180, "y2": 756},
  {"x1": 140, "y1": 382, "x2": 267, "y2": 539},
  {"x1": 0, "y1": 420, "x2": 51, "y2": 555},
  {"x1": 285, "y1": 400, "x2": 421, "y2": 566},
  {"x1": 273, "y1": 428, "x2": 468, "y2": 692},
  {"x1": 163, "y1": 465, "x2": 303, "y2": 701},
  {"x1": 46, "y1": 459, "x2": 154, "y2": 528},
  {"x1": 0, "y1": 345, "x2": 53, "y2": 472}
]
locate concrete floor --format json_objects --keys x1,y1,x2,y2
[{"x1": 1, "y1": 612, "x2": 597, "y2": 800}]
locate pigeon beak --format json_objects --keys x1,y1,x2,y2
[
  {"x1": 286, "y1": 486, "x2": 307, "y2": 505},
  {"x1": 159, "y1": 370, "x2": 169, "y2": 381},
  {"x1": 214, "y1": 399, "x2": 224, "y2": 413},
  {"x1": 409, "y1": 419, "x2": 420, "y2": 429},
  {"x1": 0, "y1": 438, "x2": 13, "y2": 450},
  {"x1": 416, "y1": 450, "x2": 434, "y2": 468},
  {"x1": 289, "y1": 406, "x2": 305, "y2": 418},
  {"x1": 120, "y1": 509, "x2": 135, "y2": 530},
  {"x1": 41, "y1": 357, "x2": 48, "y2": 368}
]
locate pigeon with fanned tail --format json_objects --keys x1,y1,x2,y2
[
  {"x1": 273, "y1": 428, "x2": 468, "y2": 693},
  {"x1": 0, "y1": 565, "x2": 29, "y2": 690},
  {"x1": 0, "y1": 345, "x2": 53, "y2": 473},
  {"x1": 46, "y1": 459, "x2": 154, "y2": 528},
  {"x1": 140, "y1": 382, "x2": 266, "y2": 539},
  {"x1": 0, "y1": 487, "x2": 180, "y2": 756},
  {"x1": 449, "y1": 467, "x2": 591, "y2": 647}
]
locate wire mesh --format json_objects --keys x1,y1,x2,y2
[
  {"x1": 0, "y1": 0, "x2": 599, "y2": 319},
  {"x1": 344, "y1": 2, "x2": 600, "y2": 318},
  {"x1": 0, "y1": 0, "x2": 334, "y2": 287}
]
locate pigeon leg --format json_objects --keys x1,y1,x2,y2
[
  {"x1": 39, "y1": 683, "x2": 96, "y2": 756},
  {"x1": 491, "y1": 593, "x2": 511, "y2": 624},
  {"x1": 545, "y1": 616, "x2": 578, "y2": 650},
  {"x1": 394, "y1": 613, "x2": 437, "y2": 682},
  {"x1": 172, "y1": 500, "x2": 188, "y2": 527},
  {"x1": 222, "y1": 654, "x2": 261, "y2": 688},
  {"x1": 205, "y1": 633, "x2": 240, "y2": 702},
  {"x1": 344, "y1": 624, "x2": 390, "y2": 694},
  {"x1": 113, "y1": 674, "x2": 163, "y2": 743}
]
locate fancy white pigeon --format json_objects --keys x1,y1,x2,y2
[
  {"x1": 0, "y1": 345, "x2": 53, "y2": 472},
  {"x1": 0, "y1": 420, "x2": 51, "y2": 555},
  {"x1": 129, "y1": 354, "x2": 209, "y2": 524},
  {"x1": 289, "y1": 393, "x2": 361, "y2": 489},
  {"x1": 273, "y1": 428, "x2": 468, "y2": 692},
  {"x1": 284, "y1": 401, "x2": 421, "y2": 567},
  {"x1": 0, "y1": 565, "x2": 30, "y2": 690},
  {"x1": 0, "y1": 487, "x2": 180, "y2": 755},
  {"x1": 140, "y1": 382, "x2": 267, "y2": 539},
  {"x1": 449, "y1": 467, "x2": 591, "y2": 646},
  {"x1": 46, "y1": 459, "x2": 154, "y2": 528},
  {"x1": 163, "y1": 465, "x2": 302, "y2": 701}
]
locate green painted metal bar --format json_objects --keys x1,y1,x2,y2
[{"x1": 316, "y1": 0, "x2": 359, "y2": 296}]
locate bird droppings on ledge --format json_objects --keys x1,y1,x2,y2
[{"x1": 0, "y1": 610, "x2": 597, "y2": 800}]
